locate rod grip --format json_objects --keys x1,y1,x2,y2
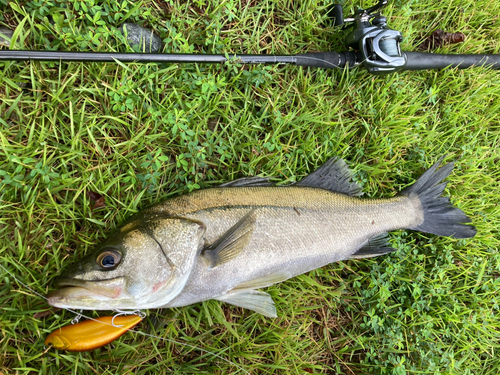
[
  {"x1": 295, "y1": 52, "x2": 356, "y2": 69},
  {"x1": 404, "y1": 52, "x2": 500, "y2": 70}
]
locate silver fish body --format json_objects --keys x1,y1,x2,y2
[
  {"x1": 161, "y1": 187, "x2": 418, "y2": 310},
  {"x1": 48, "y1": 157, "x2": 476, "y2": 316}
]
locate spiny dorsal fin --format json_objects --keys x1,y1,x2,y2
[
  {"x1": 350, "y1": 232, "x2": 397, "y2": 259},
  {"x1": 297, "y1": 157, "x2": 363, "y2": 196},
  {"x1": 220, "y1": 176, "x2": 275, "y2": 188},
  {"x1": 214, "y1": 289, "x2": 277, "y2": 318},
  {"x1": 202, "y1": 209, "x2": 255, "y2": 268}
]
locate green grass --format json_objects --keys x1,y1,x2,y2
[{"x1": 1, "y1": 0, "x2": 499, "y2": 373}]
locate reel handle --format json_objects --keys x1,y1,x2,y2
[{"x1": 365, "y1": 0, "x2": 389, "y2": 15}]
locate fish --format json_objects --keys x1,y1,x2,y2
[
  {"x1": 45, "y1": 315, "x2": 142, "y2": 351},
  {"x1": 47, "y1": 157, "x2": 476, "y2": 317}
]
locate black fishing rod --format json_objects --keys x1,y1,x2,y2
[{"x1": 1, "y1": 0, "x2": 500, "y2": 75}]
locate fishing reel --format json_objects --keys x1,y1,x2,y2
[{"x1": 329, "y1": 0, "x2": 406, "y2": 74}]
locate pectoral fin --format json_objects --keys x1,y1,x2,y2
[
  {"x1": 202, "y1": 209, "x2": 255, "y2": 268},
  {"x1": 215, "y1": 290, "x2": 277, "y2": 318}
]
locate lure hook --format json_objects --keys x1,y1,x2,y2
[{"x1": 112, "y1": 309, "x2": 146, "y2": 327}]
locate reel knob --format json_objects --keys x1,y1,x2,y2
[{"x1": 327, "y1": 4, "x2": 345, "y2": 27}]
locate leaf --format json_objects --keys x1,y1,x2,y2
[
  {"x1": 86, "y1": 218, "x2": 106, "y2": 226},
  {"x1": 417, "y1": 30, "x2": 465, "y2": 51},
  {"x1": 33, "y1": 308, "x2": 60, "y2": 319},
  {"x1": 9, "y1": 16, "x2": 28, "y2": 49},
  {"x1": 87, "y1": 190, "x2": 106, "y2": 209},
  {"x1": 121, "y1": 2, "x2": 143, "y2": 23}
]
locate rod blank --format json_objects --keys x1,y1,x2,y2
[{"x1": 0, "y1": 50, "x2": 297, "y2": 64}]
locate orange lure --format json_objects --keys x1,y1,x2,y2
[{"x1": 45, "y1": 315, "x2": 142, "y2": 352}]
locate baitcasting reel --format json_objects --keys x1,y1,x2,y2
[{"x1": 328, "y1": 0, "x2": 406, "y2": 74}]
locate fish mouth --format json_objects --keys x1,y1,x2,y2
[{"x1": 47, "y1": 277, "x2": 126, "y2": 309}]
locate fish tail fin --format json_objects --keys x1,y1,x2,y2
[{"x1": 399, "y1": 157, "x2": 476, "y2": 239}]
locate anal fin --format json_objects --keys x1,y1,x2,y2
[{"x1": 350, "y1": 232, "x2": 397, "y2": 259}]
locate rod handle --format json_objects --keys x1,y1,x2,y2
[
  {"x1": 295, "y1": 51, "x2": 357, "y2": 69},
  {"x1": 404, "y1": 52, "x2": 500, "y2": 70}
]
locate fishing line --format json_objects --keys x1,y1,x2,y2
[
  {"x1": 297, "y1": 55, "x2": 371, "y2": 70},
  {"x1": 0, "y1": 262, "x2": 250, "y2": 374}
]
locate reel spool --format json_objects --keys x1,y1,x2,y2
[{"x1": 330, "y1": 0, "x2": 406, "y2": 74}]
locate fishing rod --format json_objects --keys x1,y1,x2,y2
[{"x1": 1, "y1": 0, "x2": 500, "y2": 75}]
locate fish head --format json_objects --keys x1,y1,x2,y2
[{"x1": 48, "y1": 215, "x2": 206, "y2": 310}]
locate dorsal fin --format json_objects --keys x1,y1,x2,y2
[
  {"x1": 296, "y1": 157, "x2": 363, "y2": 196},
  {"x1": 220, "y1": 176, "x2": 275, "y2": 188}
]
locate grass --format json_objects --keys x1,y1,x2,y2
[{"x1": 0, "y1": 0, "x2": 499, "y2": 373}]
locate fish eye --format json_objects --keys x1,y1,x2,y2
[{"x1": 96, "y1": 249, "x2": 121, "y2": 269}]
